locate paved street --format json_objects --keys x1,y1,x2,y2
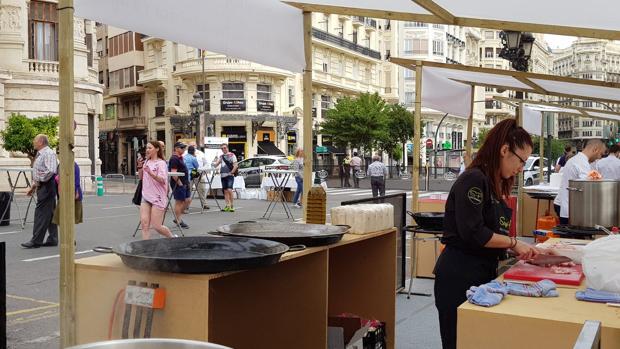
[{"x1": 3, "y1": 183, "x2": 445, "y2": 348}]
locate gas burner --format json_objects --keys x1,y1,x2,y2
[{"x1": 552, "y1": 224, "x2": 606, "y2": 239}]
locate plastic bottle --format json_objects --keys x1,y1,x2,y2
[{"x1": 306, "y1": 173, "x2": 326, "y2": 224}]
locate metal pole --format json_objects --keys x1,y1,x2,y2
[
  {"x1": 302, "y1": 12, "x2": 313, "y2": 220},
  {"x1": 58, "y1": 0, "x2": 76, "y2": 346},
  {"x1": 547, "y1": 113, "x2": 553, "y2": 182},
  {"x1": 412, "y1": 64, "x2": 422, "y2": 213},
  {"x1": 466, "y1": 86, "x2": 475, "y2": 166},
  {"x1": 433, "y1": 113, "x2": 449, "y2": 179},
  {"x1": 0, "y1": 242, "x2": 5, "y2": 349},
  {"x1": 200, "y1": 49, "x2": 206, "y2": 144},
  {"x1": 539, "y1": 112, "x2": 545, "y2": 183},
  {"x1": 517, "y1": 101, "x2": 525, "y2": 236}
]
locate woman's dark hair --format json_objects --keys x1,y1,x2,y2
[
  {"x1": 149, "y1": 140, "x2": 164, "y2": 160},
  {"x1": 469, "y1": 118, "x2": 533, "y2": 199}
]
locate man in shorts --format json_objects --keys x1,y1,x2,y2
[
  {"x1": 169, "y1": 142, "x2": 191, "y2": 228},
  {"x1": 213, "y1": 143, "x2": 238, "y2": 212}
]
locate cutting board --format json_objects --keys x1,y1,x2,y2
[{"x1": 503, "y1": 261, "x2": 584, "y2": 286}]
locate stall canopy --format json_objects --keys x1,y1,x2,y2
[
  {"x1": 493, "y1": 96, "x2": 620, "y2": 123},
  {"x1": 75, "y1": 0, "x2": 305, "y2": 72},
  {"x1": 390, "y1": 58, "x2": 620, "y2": 119},
  {"x1": 285, "y1": 0, "x2": 620, "y2": 40}
]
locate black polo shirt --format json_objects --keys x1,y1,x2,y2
[{"x1": 168, "y1": 154, "x2": 189, "y2": 186}]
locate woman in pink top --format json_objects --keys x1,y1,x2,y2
[{"x1": 139, "y1": 141, "x2": 173, "y2": 239}]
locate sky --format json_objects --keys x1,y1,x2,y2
[{"x1": 544, "y1": 34, "x2": 577, "y2": 49}]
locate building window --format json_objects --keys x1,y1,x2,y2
[
  {"x1": 98, "y1": 71, "x2": 104, "y2": 85},
  {"x1": 582, "y1": 101, "x2": 592, "y2": 108},
  {"x1": 121, "y1": 98, "x2": 141, "y2": 118},
  {"x1": 108, "y1": 32, "x2": 136, "y2": 57},
  {"x1": 404, "y1": 92, "x2": 414, "y2": 107},
  {"x1": 320, "y1": 95, "x2": 331, "y2": 117},
  {"x1": 432, "y1": 24, "x2": 444, "y2": 29},
  {"x1": 582, "y1": 131, "x2": 592, "y2": 137},
  {"x1": 484, "y1": 31, "x2": 494, "y2": 39},
  {"x1": 96, "y1": 39, "x2": 103, "y2": 57},
  {"x1": 596, "y1": 131, "x2": 602, "y2": 137},
  {"x1": 29, "y1": 0, "x2": 58, "y2": 61},
  {"x1": 175, "y1": 87, "x2": 181, "y2": 106},
  {"x1": 288, "y1": 86, "x2": 295, "y2": 107},
  {"x1": 485, "y1": 87, "x2": 494, "y2": 92},
  {"x1": 495, "y1": 48, "x2": 501, "y2": 57},
  {"x1": 403, "y1": 39, "x2": 413, "y2": 55},
  {"x1": 222, "y1": 82, "x2": 245, "y2": 99},
  {"x1": 257, "y1": 84, "x2": 272, "y2": 101},
  {"x1": 432, "y1": 40, "x2": 444, "y2": 56},
  {"x1": 596, "y1": 120, "x2": 602, "y2": 127},
  {"x1": 322, "y1": 62, "x2": 328, "y2": 73},
  {"x1": 583, "y1": 73, "x2": 593, "y2": 79},
  {"x1": 485, "y1": 47, "x2": 494, "y2": 58},
  {"x1": 196, "y1": 84, "x2": 210, "y2": 111},
  {"x1": 412, "y1": 39, "x2": 428, "y2": 55},
  {"x1": 105, "y1": 104, "x2": 116, "y2": 120},
  {"x1": 404, "y1": 69, "x2": 414, "y2": 80},
  {"x1": 404, "y1": 22, "x2": 426, "y2": 28},
  {"x1": 352, "y1": 30, "x2": 358, "y2": 44}
]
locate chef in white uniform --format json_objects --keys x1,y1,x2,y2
[
  {"x1": 554, "y1": 139, "x2": 606, "y2": 224},
  {"x1": 595, "y1": 144, "x2": 620, "y2": 180}
]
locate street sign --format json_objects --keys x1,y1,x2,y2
[
  {"x1": 425, "y1": 139, "x2": 433, "y2": 149},
  {"x1": 315, "y1": 146, "x2": 328, "y2": 153}
]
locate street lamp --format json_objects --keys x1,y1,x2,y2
[
  {"x1": 190, "y1": 92, "x2": 204, "y2": 145},
  {"x1": 499, "y1": 31, "x2": 535, "y2": 72}
]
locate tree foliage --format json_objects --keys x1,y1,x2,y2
[
  {"x1": 0, "y1": 114, "x2": 59, "y2": 164},
  {"x1": 477, "y1": 126, "x2": 567, "y2": 161},
  {"x1": 320, "y1": 93, "x2": 388, "y2": 152}
]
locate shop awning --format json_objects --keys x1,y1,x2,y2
[
  {"x1": 257, "y1": 141, "x2": 286, "y2": 156},
  {"x1": 326, "y1": 145, "x2": 346, "y2": 155}
]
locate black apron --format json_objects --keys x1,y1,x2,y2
[{"x1": 433, "y1": 197, "x2": 512, "y2": 349}]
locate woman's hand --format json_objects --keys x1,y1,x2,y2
[
  {"x1": 143, "y1": 166, "x2": 151, "y2": 175},
  {"x1": 513, "y1": 240, "x2": 540, "y2": 260}
]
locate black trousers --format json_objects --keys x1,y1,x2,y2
[
  {"x1": 31, "y1": 181, "x2": 58, "y2": 245},
  {"x1": 352, "y1": 167, "x2": 360, "y2": 188},
  {"x1": 434, "y1": 247, "x2": 497, "y2": 349},
  {"x1": 370, "y1": 176, "x2": 385, "y2": 197}
]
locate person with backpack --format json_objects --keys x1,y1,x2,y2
[{"x1": 213, "y1": 143, "x2": 238, "y2": 212}]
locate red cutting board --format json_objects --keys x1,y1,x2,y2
[{"x1": 503, "y1": 261, "x2": 584, "y2": 286}]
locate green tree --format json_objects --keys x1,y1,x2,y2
[
  {"x1": 477, "y1": 128, "x2": 490, "y2": 148},
  {"x1": 320, "y1": 92, "x2": 388, "y2": 153},
  {"x1": 532, "y1": 136, "x2": 568, "y2": 162},
  {"x1": 0, "y1": 114, "x2": 59, "y2": 165},
  {"x1": 379, "y1": 104, "x2": 415, "y2": 177}
]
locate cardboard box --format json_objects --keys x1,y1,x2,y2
[{"x1": 267, "y1": 190, "x2": 293, "y2": 202}]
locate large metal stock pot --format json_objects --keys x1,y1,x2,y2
[{"x1": 568, "y1": 179, "x2": 620, "y2": 228}]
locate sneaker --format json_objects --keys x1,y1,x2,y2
[
  {"x1": 179, "y1": 221, "x2": 190, "y2": 229},
  {"x1": 228, "y1": 207, "x2": 235, "y2": 212},
  {"x1": 221, "y1": 206, "x2": 230, "y2": 212},
  {"x1": 203, "y1": 205, "x2": 210, "y2": 210},
  {"x1": 293, "y1": 203, "x2": 302, "y2": 209}
]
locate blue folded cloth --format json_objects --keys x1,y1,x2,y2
[
  {"x1": 466, "y1": 281, "x2": 507, "y2": 307},
  {"x1": 575, "y1": 288, "x2": 620, "y2": 303},
  {"x1": 466, "y1": 280, "x2": 559, "y2": 307},
  {"x1": 506, "y1": 280, "x2": 559, "y2": 298}
]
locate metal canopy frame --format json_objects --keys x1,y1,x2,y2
[{"x1": 285, "y1": 0, "x2": 620, "y2": 40}]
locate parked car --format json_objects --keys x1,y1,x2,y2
[
  {"x1": 237, "y1": 156, "x2": 292, "y2": 188},
  {"x1": 523, "y1": 156, "x2": 549, "y2": 186}
]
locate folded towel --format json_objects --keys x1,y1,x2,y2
[
  {"x1": 506, "y1": 280, "x2": 559, "y2": 297},
  {"x1": 575, "y1": 288, "x2": 620, "y2": 303},
  {"x1": 466, "y1": 286, "x2": 505, "y2": 307}
]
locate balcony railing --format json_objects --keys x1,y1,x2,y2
[
  {"x1": 117, "y1": 116, "x2": 147, "y2": 129},
  {"x1": 174, "y1": 57, "x2": 290, "y2": 77},
  {"x1": 26, "y1": 60, "x2": 59, "y2": 74},
  {"x1": 312, "y1": 28, "x2": 381, "y2": 60},
  {"x1": 138, "y1": 67, "x2": 168, "y2": 85}
]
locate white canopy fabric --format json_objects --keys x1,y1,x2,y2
[
  {"x1": 523, "y1": 106, "x2": 542, "y2": 135},
  {"x1": 586, "y1": 111, "x2": 620, "y2": 122},
  {"x1": 285, "y1": 0, "x2": 620, "y2": 39},
  {"x1": 391, "y1": 59, "x2": 620, "y2": 120},
  {"x1": 75, "y1": 0, "x2": 305, "y2": 72}
]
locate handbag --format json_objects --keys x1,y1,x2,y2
[
  {"x1": 222, "y1": 155, "x2": 237, "y2": 176},
  {"x1": 132, "y1": 180, "x2": 143, "y2": 205}
]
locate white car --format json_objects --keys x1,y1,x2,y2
[
  {"x1": 523, "y1": 156, "x2": 549, "y2": 186},
  {"x1": 237, "y1": 156, "x2": 292, "y2": 187}
]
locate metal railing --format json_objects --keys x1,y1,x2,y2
[
  {"x1": 104, "y1": 174, "x2": 127, "y2": 193},
  {"x1": 312, "y1": 28, "x2": 381, "y2": 60}
]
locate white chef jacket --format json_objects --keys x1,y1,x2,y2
[
  {"x1": 595, "y1": 154, "x2": 620, "y2": 180},
  {"x1": 553, "y1": 152, "x2": 594, "y2": 218}
]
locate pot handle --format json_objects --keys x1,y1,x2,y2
[
  {"x1": 288, "y1": 244, "x2": 306, "y2": 252},
  {"x1": 566, "y1": 187, "x2": 583, "y2": 192},
  {"x1": 334, "y1": 224, "x2": 351, "y2": 233},
  {"x1": 93, "y1": 246, "x2": 114, "y2": 253}
]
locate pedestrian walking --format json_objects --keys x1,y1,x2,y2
[
  {"x1": 367, "y1": 155, "x2": 388, "y2": 197},
  {"x1": 52, "y1": 163, "x2": 83, "y2": 226},
  {"x1": 350, "y1": 152, "x2": 362, "y2": 188},
  {"x1": 213, "y1": 143, "x2": 238, "y2": 212},
  {"x1": 184, "y1": 145, "x2": 200, "y2": 212},
  {"x1": 189, "y1": 142, "x2": 210, "y2": 209},
  {"x1": 343, "y1": 154, "x2": 352, "y2": 188},
  {"x1": 169, "y1": 142, "x2": 191, "y2": 229},
  {"x1": 139, "y1": 141, "x2": 173, "y2": 239},
  {"x1": 22, "y1": 134, "x2": 58, "y2": 248},
  {"x1": 292, "y1": 148, "x2": 304, "y2": 208}
]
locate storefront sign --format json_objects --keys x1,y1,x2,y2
[
  {"x1": 257, "y1": 100, "x2": 274, "y2": 112},
  {"x1": 221, "y1": 99, "x2": 246, "y2": 111},
  {"x1": 287, "y1": 132, "x2": 297, "y2": 143},
  {"x1": 315, "y1": 146, "x2": 328, "y2": 154},
  {"x1": 204, "y1": 137, "x2": 229, "y2": 149}
]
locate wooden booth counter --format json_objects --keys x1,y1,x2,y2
[
  {"x1": 75, "y1": 229, "x2": 397, "y2": 349},
  {"x1": 457, "y1": 280, "x2": 620, "y2": 348}
]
